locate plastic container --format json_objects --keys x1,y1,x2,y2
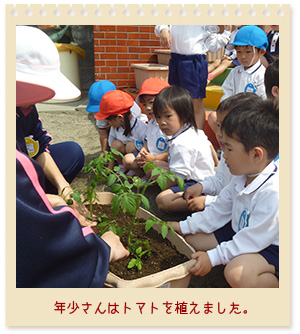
[
  {"x1": 95, "y1": 192, "x2": 196, "y2": 288},
  {"x1": 154, "y1": 49, "x2": 171, "y2": 65},
  {"x1": 132, "y1": 63, "x2": 169, "y2": 90}
]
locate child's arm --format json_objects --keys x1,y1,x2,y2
[
  {"x1": 220, "y1": 69, "x2": 236, "y2": 102},
  {"x1": 207, "y1": 186, "x2": 279, "y2": 268},
  {"x1": 205, "y1": 25, "x2": 232, "y2": 53},
  {"x1": 201, "y1": 154, "x2": 231, "y2": 196},
  {"x1": 179, "y1": 182, "x2": 234, "y2": 235}
]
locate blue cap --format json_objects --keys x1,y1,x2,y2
[
  {"x1": 86, "y1": 80, "x2": 116, "y2": 113},
  {"x1": 226, "y1": 25, "x2": 268, "y2": 51}
]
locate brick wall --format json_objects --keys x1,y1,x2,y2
[{"x1": 93, "y1": 25, "x2": 161, "y2": 89}]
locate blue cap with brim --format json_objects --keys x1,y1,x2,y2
[
  {"x1": 226, "y1": 25, "x2": 268, "y2": 51},
  {"x1": 86, "y1": 80, "x2": 116, "y2": 113}
]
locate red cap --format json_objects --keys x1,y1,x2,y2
[
  {"x1": 94, "y1": 90, "x2": 134, "y2": 120},
  {"x1": 135, "y1": 77, "x2": 169, "y2": 104}
]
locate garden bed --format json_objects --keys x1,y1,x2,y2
[{"x1": 92, "y1": 203, "x2": 189, "y2": 281}]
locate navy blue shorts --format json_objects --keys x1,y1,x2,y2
[
  {"x1": 170, "y1": 179, "x2": 198, "y2": 196},
  {"x1": 168, "y1": 53, "x2": 208, "y2": 99},
  {"x1": 214, "y1": 222, "x2": 279, "y2": 278}
]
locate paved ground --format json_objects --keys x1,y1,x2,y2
[{"x1": 37, "y1": 93, "x2": 230, "y2": 288}]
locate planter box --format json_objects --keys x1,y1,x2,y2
[
  {"x1": 154, "y1": 49, "x2": 171, "y2": 65},
  {"x1": 95, "y1": 192, "x2": 196, "y2": 288},
  {"x1": 131, "y1": 63, "x2": 169, "y2": 90}
]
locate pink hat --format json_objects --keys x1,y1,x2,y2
[
  {"x1": 94, "y1": 90, "x2": 134, "y2": 120},
  {"x1": 16, "y1": 26, "x2": 81, "y2": 106},
  {"x1": 135, "y1": 77, "x2": 169, "y2": 104}
]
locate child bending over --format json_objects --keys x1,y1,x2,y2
[{"x1": 170, "y1": 98, "x2": 279, "y2": 288}]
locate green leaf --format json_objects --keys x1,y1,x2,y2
[
  {"x1": 111, "y1": 196, "x2": 121, "y2": 216},
  {"x1": 157, "y1": 174, "x2": 168, "y2": 190},
  {"x1": 111, "y1": 184, "x2": 122, "y2": 193},
  {"x1": 116, "y1": 226, "x2": 124, "y2": 238},
  {"x1": 167, "y1": 223, "x2": 175, "y2": 235},
  {"x1": 70, "y1": 191, "x2": 82, "y2": 204},
  {"x1": 140, "y1": 195, "x2": 150, "y2": 210},
  {"x1": 145, "y1": 218, "x2": 155, "y2": 233},
  {"x1": 109, "y1": 225, "x2": 117, "y2": 234},
  {"x1": 107, "y1": 174, "x2": 117, "y2": 187},
  {"x1": 161, "y1": 224, "x2": 169, "y2": 239},
  {"x1": 111, "y1": 148, "x2": 124, "y2": 158},
  {"x1": 177, "y1": 177, "x2": 185, "y2": 192},
  {"x1": 122, "y1": 194, "x2": 136, "y2": 215},
  {"x1": 128, "y1": 258, "x2": 137, "y2": 269},
  {"x1": 97, "y1": 221, "x2": 110, "y2": 227},
  {"x1": 136, "y1": 246, "x2": 142, "y2": 255}
]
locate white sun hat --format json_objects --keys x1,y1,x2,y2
[{"x1": 16, "y1": 25, "x2": 81, "y2": 106}]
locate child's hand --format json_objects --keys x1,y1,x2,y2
[
  {"x1": 184, "y1": 183, "x2": 203, "y2": 201},
  {"x1": 169, "y1": 221, "x2": 182, "y2": 235},
  {"x1": 139, "y1": 150, "x2": 155, "y2": 162},
  {"x1": 189, "y1": 251, "x2": 212, "y2": 276},
  {"x1": 160, "y1": 29, "x2": 171, "y2": 47},
  {"x1": 187, "y1": 196, "x2": 206, "y2": 212}
]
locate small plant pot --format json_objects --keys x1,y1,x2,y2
[
  {"x1": 131, "y1": 63, "x2": 169, "y2": 90},
  {"x1": 95, "y1": 192, "x2": 196, "y2": 288}
]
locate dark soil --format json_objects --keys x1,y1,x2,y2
[{"x1": 91, "y1": 203, "x2": 189, "y2": 281}]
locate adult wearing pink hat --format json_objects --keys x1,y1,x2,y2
[
  {"x1": 16, "y1": 26, "x2": 129, "y2": 287},
  {"x1": 16, "y1": 25, "x2": 84, "y2": 197}
]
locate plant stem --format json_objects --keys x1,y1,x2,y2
[{"x1": 127, "y1": 198, "x2": 141, "y2": 246}]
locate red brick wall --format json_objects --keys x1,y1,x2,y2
[{"x1": 93, "y1": 25, "x2": 162, "y2": 89}]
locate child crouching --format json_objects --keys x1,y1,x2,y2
[
  {"x1": 154, "y1": 85, "x2": 215, "y2": 212},
  {"x1": 170, "y1": 98, "x2": 279, "y2": 288}
]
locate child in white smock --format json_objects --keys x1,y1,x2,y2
[
  {"x1": 185, "y1": 92, "x2": 263, "y2": 212},
  {"x1": 94, "y1": 90, "x2": 147, "y2": 172},
  {"x1": 154, "y1": 85, "x2": 215, "y2": 212},
  {"x1": 123, "y1": 77, "x2": 170, "y2": 178},
  {"x1": 170, "y1": 98, "x2": 279, "y2": 288},
  {"x1": 221, "y1": 25, "x2": 268, "y2": 102}
]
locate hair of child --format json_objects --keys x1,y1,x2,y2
[
  {"x1": 217, "y1": 92, "x2": 262, "y2": 114},
  {"x1": 264, "y1": 59, "x2": 279, "y2": 99},
  {"x1": 106, "y1": 110, "x2": 133, "y2": 137},
  {"x1": 153, "y1": 85, "x2": 198, "y2": 131},
  {"x1": 221, "y1": 98, "x2": 279, "y2": 160}
]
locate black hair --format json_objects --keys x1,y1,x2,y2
[
  {"x1": 217, "y1": 92, "x2": 263, "y2": 114},
  {"x1": 153, "y1": 85, "x2": 198, "y2": 131},
  {"x1": 221, "y1": 98, "x2": 279, "y2": 160},
  {"x1": 106, "y1": 110, "x2": 132, "y2": 137},
  {"x1": 264, "y1": 59, "x2": 279, "y2": 100}
]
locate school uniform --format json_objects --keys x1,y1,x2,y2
[
  {"x1": 108, "y1": 115, "x2": 147, "y2": 147},
  {"x1": 221, "y1": 60, "x2": 266, "y2": 101},
  {"x1": 201, "y1": 152, "x2": 232, "y2": 207},
  {"x1": 145, "y1": 119, "x2": 169, "y2": 155},
  {"x1": 180, "y1": 161, "x2": 279, "y2": 276},
  {"x1": 155, "y1": 25, "x2": 231, "y2": 99},
  {"x1": 168, "y1": 124, "x2": 215, "y2": 183}
]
